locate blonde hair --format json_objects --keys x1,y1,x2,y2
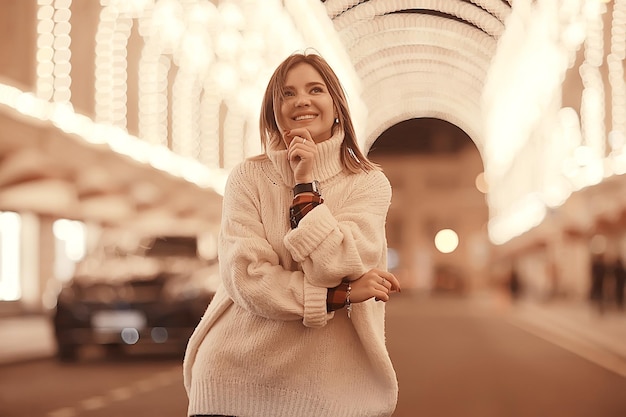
[{"x1": 259, "y1": 52, "x2": 378, "y2": 173}]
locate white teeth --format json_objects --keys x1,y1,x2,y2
[{"x1": 295, "y1": 115, "x2": 316, "y2": 121}]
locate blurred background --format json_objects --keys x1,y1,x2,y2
[{"x1": 0, "y1": 0, "x2": 625, "y2": 416}]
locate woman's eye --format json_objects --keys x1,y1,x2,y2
[
  {"x1": 311, "y1": 87, "x2": 323, "y2": 93},
  {"x1": 283, "y1": 91, "x2": 294, "y2": 97}
]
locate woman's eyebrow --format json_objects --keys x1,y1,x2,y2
[{"x1": 283, "y1": 81, "x2": 326, "y2": 89}]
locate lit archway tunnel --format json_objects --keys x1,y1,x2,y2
[
  {"x1": 368, "y1": 118, "x2": 489, "y2": 292},
  {"x1": 321, "y1": 0, "x2": 511, "y2": 155}
]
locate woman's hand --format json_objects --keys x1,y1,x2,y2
[
  {"x1": 349, "y1": 269, "x2": 401, "y2": 303},
  {"x1": 284, "y1": 128, "x2": 317, "y2": 184}
]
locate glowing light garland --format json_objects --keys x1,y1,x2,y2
[
  {"x1": 36, "y1": 0, "x2": 72, "y2": 103},
  {"x1": 7, "y1": 0, "x2": 329, "y2": 199},
  {"x1": 344, "y1": 14, "x2": 496, "y2": 151},
  {"x1": 608, "y1": 0, "x2": 626, "y2": 174},
  {"x1": 7, "y1": 0, "x2": 624, "y2": 247}
]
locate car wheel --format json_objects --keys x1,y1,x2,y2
[
  {"x1": 104, "y1": 343, "x2": 124, "y2": 358},
  {"x1": 57, "y1": 344, "x2": 78, "y2": 362}
]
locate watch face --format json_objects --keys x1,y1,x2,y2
[{"x1": 312, "y1": 180, "x2": 319, "y2": 193}]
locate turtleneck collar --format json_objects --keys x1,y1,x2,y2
[{"x1": 266, "y1": 130, "x2": 345, "y2": 187}]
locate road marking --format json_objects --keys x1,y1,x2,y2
[
  {"x1": 47, "y1": 407, "x2": 77, "y2": 417},
  {"x1": 81, "y1": 396, "x2": 106, "y2": 411},
  {"x1": 108, "y1": 386, "x2": 134, "y2": 401},
  {"x1": 134, "y1": 378, "x2": 158, "y2": 392},
  {"x1": 46, "y1": 366, "x2": 181, "y2": 417}
]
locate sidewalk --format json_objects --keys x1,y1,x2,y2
[
  {"x1": 478, "y1": 293, "x2": 626, "y2": 378},
  {"x1": 0, "y1": 314, "x2": 56, "y2": 366}
]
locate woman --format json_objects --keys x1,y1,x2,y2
[{"x1": 184, "y1": 51, "x2": 401, "y2": 417}]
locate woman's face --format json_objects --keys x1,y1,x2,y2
[{"x1": 277, "y1": 62, "x2": 336, "y2": 144}]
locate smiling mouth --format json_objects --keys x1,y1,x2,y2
[{"x1": 293, "y1": 114, "x2": 316, "y2": 121}]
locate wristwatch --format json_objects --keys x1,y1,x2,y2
[{"x1": 293, "y1": 180, "x2": 320, "y2": 196}]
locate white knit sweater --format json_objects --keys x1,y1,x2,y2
[{"x1": 183, "y1": 132, "x2": 398, "y2": 417}]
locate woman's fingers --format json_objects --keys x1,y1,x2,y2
[
  {"x1": 285, "y1": 128, "x2": 313, "y2": 144},
  {"x1": 288, "y1": 138, "x2": 313, "y2": 159},
  {"x1": 341, "y1": 270, "x2": 401, "y2": 304},
  {"x1": 351, "y1": 269, "x2": 401, "y2": 304},
  {"x1": 366, "y1": 269, "x2": 401, "y2": 293},
  {"x1": 379, "y1": 270, "x2": 401, "y2": 293},
  {"x1": 285, "y1": 133, "x2": 317, "y2": 182},
  {"x1": 376, "y1": 284, "x2": 391, "y2": 302}
]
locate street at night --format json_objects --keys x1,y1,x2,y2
[{"x1": 1, "y1": 294, "x2": 625, "y2": 417}]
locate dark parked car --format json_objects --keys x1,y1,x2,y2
[{"x1": 52, "y1": 235, "x2": 219, "y2": 362}]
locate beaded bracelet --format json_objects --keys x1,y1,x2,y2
[
  {"x1": 325, "y1": 280, "x2": 353, "y2": 318},
  {"x1": 345, "y1": 282, "x2": 352, "y2": 319}
]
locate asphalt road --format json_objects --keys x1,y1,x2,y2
[
  {"x1": 0, "y1": 348, "x2": 186, "y2": 417},
  {"x1": 1, "y1": 294, "x2": 624, "y2": 417},
  {"x1": 386, "y1": 294, "x2": 626, "y2": 417}
]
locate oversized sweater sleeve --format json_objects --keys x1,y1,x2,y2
[
  {"x1": 284, "y1": 170, "x2": 391, "y2": 288},
  {"x1": 219, "y1": 163, "x2": 330, "y2": 327}
]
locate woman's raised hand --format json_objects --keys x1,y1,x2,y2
[
  {"x1": 284, "y1": 128, "x2": 317, "y2": 184},
  {"x1": 349, "y1": 269, "x2": 401, "y2": 304}
]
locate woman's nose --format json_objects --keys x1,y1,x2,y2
[{"x1": 294, "y1": 94, "x2": 310, "y2": 107}]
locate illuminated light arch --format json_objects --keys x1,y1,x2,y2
[
  {"x1": 137, "y1": 46, "x2": 171, "y2": 147},
  {"x1": 199, "y1": 78, "x2": 221, "y2": 169},
  {"x1": 342, "y1": 14, "x2": 496, "y2": 56},
  {"x1": 92, "y1": 0, "x2": 302, "y2": 171},
  {"x1": 325, "y1": 0, "x2": 511, "y2": 23},
  {"x1": 366, "y1": 97, "x2": 481, "y2": 155},
  {"x1": 22, "y1": 0, "x2": 623, "y2": 246},
  {"x1": 342, "y1": 15, "x2": 496, "y2": 150},
  {"x1": 332, "y1": 0, "x2": 505, "y2": 38},
  {"x1": 171, "y1": 67, "x2": 202, "y2": 158},
  {"x1": 94, "y1": 6, "x2": 133, "y2": 128},
  {"x1": 223, "y1": 109, "x2": 246, "y2": 170},
  {"x1": 357, "y1": 45, "x2": 488, "y2": 83},
  {"x1": 36, "y1": 0, "x2": 73, "y2": 103}
]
